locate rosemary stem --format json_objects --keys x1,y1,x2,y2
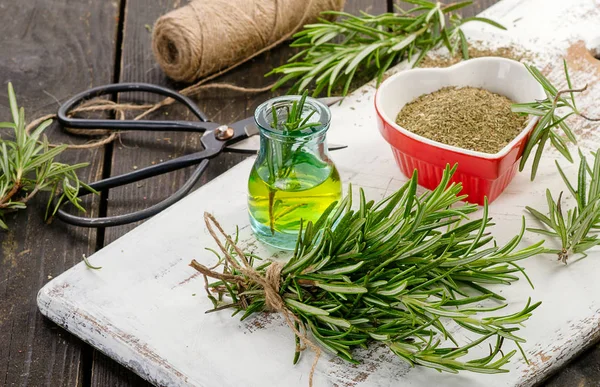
[
  {"x1": 552, "y1": 85, "x2": 588, "y2": 109},
  {"x1": 0, "y1": 181, "x2": 22, "y2": 207}
]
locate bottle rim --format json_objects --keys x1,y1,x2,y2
[{"x1": 254, "y1": 95, "x2": 331, "y2": 138}]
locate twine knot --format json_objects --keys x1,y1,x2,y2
[
  {"x1": 264, "y1": 261, "x2": 285, "y2": 311},
  {"x1": 192, "y1": 212, "x2": 322, "y2": 387}
]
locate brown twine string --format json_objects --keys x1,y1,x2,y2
[
  {"x1": 190, "y1": 212, "x2": 322, "y2": 387},
  {"x1": 23, "y1": 84, "x2": 272, "y2": 149},
  {"x1": 152, "y1": 0, "x2": 345, "y2": 82},
  {"x1": 23, "y1": 0, "x2": 344, "y2": 151},
  {"x1": 24, "y1": 99, "x2": 130, "y2": 149}
]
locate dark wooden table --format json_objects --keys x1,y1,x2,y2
[{"x1": 0, "y1": 1, "x2": 598, "y2": 386}]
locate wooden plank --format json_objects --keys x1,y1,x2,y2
[
  {"x1": 544, "y1": 342, "x2": 600, "y2": 386},
  {"x1": 38, "y1": 0, "x2": 595, "y2": 384},
  {"x1": 0, "y1": 0, "x2": 120, "y2": 386},
  {"x1": 92, "y1": 0, "x2": 385, "y2": 384}
]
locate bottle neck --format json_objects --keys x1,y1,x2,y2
[
  {"x1": 252, "y1": 95, "x2": 334, "y2": 188},
  {"x1": 259, "y1": 128, "x2": 328, "y2": 149}
]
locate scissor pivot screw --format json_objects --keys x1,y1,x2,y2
[{"x1": 215, "y1": 125, "x2": 234, "y2": 141}]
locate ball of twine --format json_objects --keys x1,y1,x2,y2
[{"x1": 152, "y1": 0, "x2": 345, "y2": 82}]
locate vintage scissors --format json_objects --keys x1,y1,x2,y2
[{"x1": 55, "y1": 83, "x2": 344, "y2": 228}]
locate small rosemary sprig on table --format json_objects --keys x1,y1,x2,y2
[
  {"x1": 0, "y1": 82, "x2": 94, "y2": 229},
  {"x1": 268, "y1": 0, "x2": 505, "y2": 96},
  {"x1": 192, "y1": 165, "x2": 543, "y2": 381},
  {"x1": 526, "y1": 149, "x2": 600, "y2": 264},
  {"x1": 512, "y1": 60, "x2": 599, "y2": 180}
]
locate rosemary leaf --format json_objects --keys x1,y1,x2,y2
[{"x1": 268, "y1": 0, "x2": 506, "y2": 96}]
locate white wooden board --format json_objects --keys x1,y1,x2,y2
[{"x1": 38, "y1": 0, "x2": 600, "y2": 386}]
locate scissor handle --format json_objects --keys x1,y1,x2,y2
[
  {"x1": 55, "y1": 159, "x2": 210, "y2": 227},
  {"x1": 57, "y1": 82, "x2": 214, "y2": 132}
]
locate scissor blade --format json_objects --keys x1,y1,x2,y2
[
  {"x1": 233, "y1": 122, "x2": 346, "y2": 153},
  {"x1": 328, "y1": 143, "x2": 347, "y2": 151},
  {"x1": 244, "y1": 123, "x2": 260, "y2": 138}
]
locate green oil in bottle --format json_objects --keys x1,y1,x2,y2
[{"x1": 248, "y1": 153, "x2": 342, "y2": 249}]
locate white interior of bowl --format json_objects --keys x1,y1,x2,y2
[{"x1": 375, "y1": 57, "x2": 546, "y2": 159}]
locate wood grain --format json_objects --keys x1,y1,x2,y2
[
  {"x1": 544, "y1": 342, "x2": 600, "y2": 387},
  {"x1": 0, "y1": 0, "x2": 119, "y2": 386}
]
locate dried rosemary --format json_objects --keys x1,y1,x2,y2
[
  {"x1": 419, "y1": 45, "x2": 528, "y2": 68},
  {"x1": 192, "y1": 165, "x2": 543, "y2": 384},
  {"x1": 396, "y1": 87, "x2": 528, "y2": 154}
]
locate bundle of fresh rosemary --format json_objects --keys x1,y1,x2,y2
[
  {"x1": 0, "y1": 83, "x2": 93, "y2": 229},
  {"x1": 192, "y1": 165, "x2": 543, "y2": 383},
  {"x1": 268, "y1": 0, "x2": 505, "y2": 96}
]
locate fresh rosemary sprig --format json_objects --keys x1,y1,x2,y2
[
  {"x1": 0, "y1": 82, "x2": 94, "y2": 229},
  {"x1": 526, "y1": 149, "x2": 600, "y2": 264},
  {"x1": 193, "y1": 164, "x2": 543, "y2": 376},
  {"x1": 264, "y1": 91, "x2": 321, "y2": 234},
  {"x1": 511, "y1": 60, "x2": 598, "y2": 181},
  {"x1": 267, "y1": 0, "x2": 505, "y2": 96},
  {"x1": 271, "y1": 91, "x2": 320, "y2": 133}
]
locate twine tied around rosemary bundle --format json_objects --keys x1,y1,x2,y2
[{"x1": 190, "y1": 212, "x2": 322, "y2": 387}]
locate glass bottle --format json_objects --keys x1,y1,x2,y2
[{"x1": 247, "y1": 95, "x2": 342, "y2": 250}]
